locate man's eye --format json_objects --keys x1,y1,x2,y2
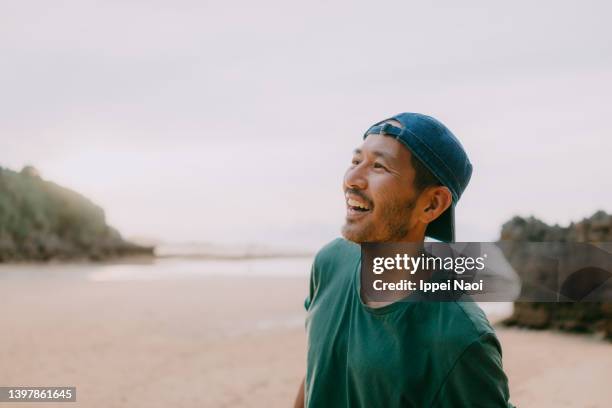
[
  {"x1": 351, "y1": 159, "x2": 360, "y2": 165},
  {"x1": 373, "y1": 162, "x2": 387, "y2": 170}
]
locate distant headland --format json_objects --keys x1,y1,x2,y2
[{"x1": 0, "y1": 165, "x2": 154, "y2": 262}]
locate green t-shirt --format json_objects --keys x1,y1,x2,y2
[{"x1": 304, "y1": 238, "x2": 513, "y2": 408}]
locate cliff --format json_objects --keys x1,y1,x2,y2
[
  {"x1": 0, "y1": 166, "x2": 153, "y2": 261},
  {"x1": 500, "y1": 211, "x2": 612, "y2": 339}
]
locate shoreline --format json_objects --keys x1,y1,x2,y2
[
  {"x1": 0, "y1": 252, "x2": 316, "y2": 266},
  {"x1": 0, "y1": 253, "x2": 158, "y2": 266}
]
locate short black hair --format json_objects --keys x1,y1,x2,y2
[{"x1": 411, "y1": 155, "x2": 442, "y2": 192}]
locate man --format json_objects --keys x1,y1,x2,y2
[{"x1": 294, "y1": 113, "x2": 513, "y2": 407}]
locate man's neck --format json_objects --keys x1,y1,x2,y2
[{"x1": 361, "y1": 239, "x2": 431, "y2": 308}]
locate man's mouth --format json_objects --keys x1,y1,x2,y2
[{"x1": 345, "y1": 194, "x2": 372, "y2": 220}]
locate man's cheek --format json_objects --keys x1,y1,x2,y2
[{"x1": 373, "y1": 182, "x2": 398, "y2": 205}]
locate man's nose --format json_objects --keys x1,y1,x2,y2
[{"x1": 344, "y1": 165, "x2": 368, "y2": 190}]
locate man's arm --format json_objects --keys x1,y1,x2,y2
[
  {"x1": 293, "y1": 377, "x2": 305, "y2": 408},
  {"x1": 432, "y1": 333, "x2": 514, "y2": 408}
]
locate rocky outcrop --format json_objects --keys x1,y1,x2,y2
[
  {"x1": 0, "y1": 166, "x2": 153, "y2": 262},
  {"x1": 500, "y1": 211, "x2": 612, "y2": 339}
]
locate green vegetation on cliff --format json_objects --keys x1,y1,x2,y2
[{"x1": 0, "y1": 166, "x2": 153, "y2": 261}]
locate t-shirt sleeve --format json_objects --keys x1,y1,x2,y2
[
  {"x1": 304, "y1": 259, "x2": 318, "y2": 311},
  {"x1": 432, "y1": 333, "x2": 514, "y2": 408}
]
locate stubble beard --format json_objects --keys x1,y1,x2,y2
[{"x1": 341, "y1": 198, "x2": 416, "y2": 244}]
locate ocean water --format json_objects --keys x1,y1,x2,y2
[
  {"x1": 0, "y1": 256, "x2": 513, "y2": 321},
  {"x1": 0, "y1": 257, "x2": 313, "y2": 281}
]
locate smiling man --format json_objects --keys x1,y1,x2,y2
[{"x1": 294, "y1": 113, "x2": 513, "y2": 407}]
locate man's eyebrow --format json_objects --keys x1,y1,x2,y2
[{"x1": 353, "y1": 148, "x2": 396, "y2": 161}]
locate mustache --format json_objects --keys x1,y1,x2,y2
[{"x1": 345, "y1": 188, "x2": 373, "y2": 207}]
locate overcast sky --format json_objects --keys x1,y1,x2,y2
[{"x1": 2, "y1": 0, "x2": 611, "y2": 248}]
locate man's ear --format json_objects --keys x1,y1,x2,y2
[{"x1": 420, "y1": 186, "x2": 452, "y2": 224}]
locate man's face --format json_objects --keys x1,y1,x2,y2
[{"x1": 341, "y1": 131, "x2": 421, "y2": 243}]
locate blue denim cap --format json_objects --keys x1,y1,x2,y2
[{"x1": 363, "y1": 112, "x2": 473, "y2": 242}]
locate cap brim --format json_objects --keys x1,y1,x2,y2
[{"x1": 425, "y1": 202, "x2": 455, "y2": 242}]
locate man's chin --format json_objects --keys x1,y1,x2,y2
[{"x1": 341, "y1": 223, "x2": 369, "y2": 244}]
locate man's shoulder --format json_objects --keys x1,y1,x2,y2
[
  {"x1": 411, "y1": 301, "x2": 495, "y2": 346},
  {"x1": 451, "y1": 301, "x2": 497, "y2": 338},
  {"x1": 308, "y1": 238, "x2": 360, "y2": 292},
  {"x1": 313, "y1": 237, "x2": 360, "y2": 270},
  {"x1": 426, "y1": 301, "x2": 500, "y2": 354}
]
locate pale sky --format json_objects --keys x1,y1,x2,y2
[{"x1": 2, "y1": 0, "x2": 611, "y2": 249}]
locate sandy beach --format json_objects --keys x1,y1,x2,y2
[{"x1": 0, "y1": 260, "x2": 610, "y2": 408}]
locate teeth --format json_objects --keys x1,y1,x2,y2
[{"x1": 347, "y1": 198, "x2": 370, "y2": 210}]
